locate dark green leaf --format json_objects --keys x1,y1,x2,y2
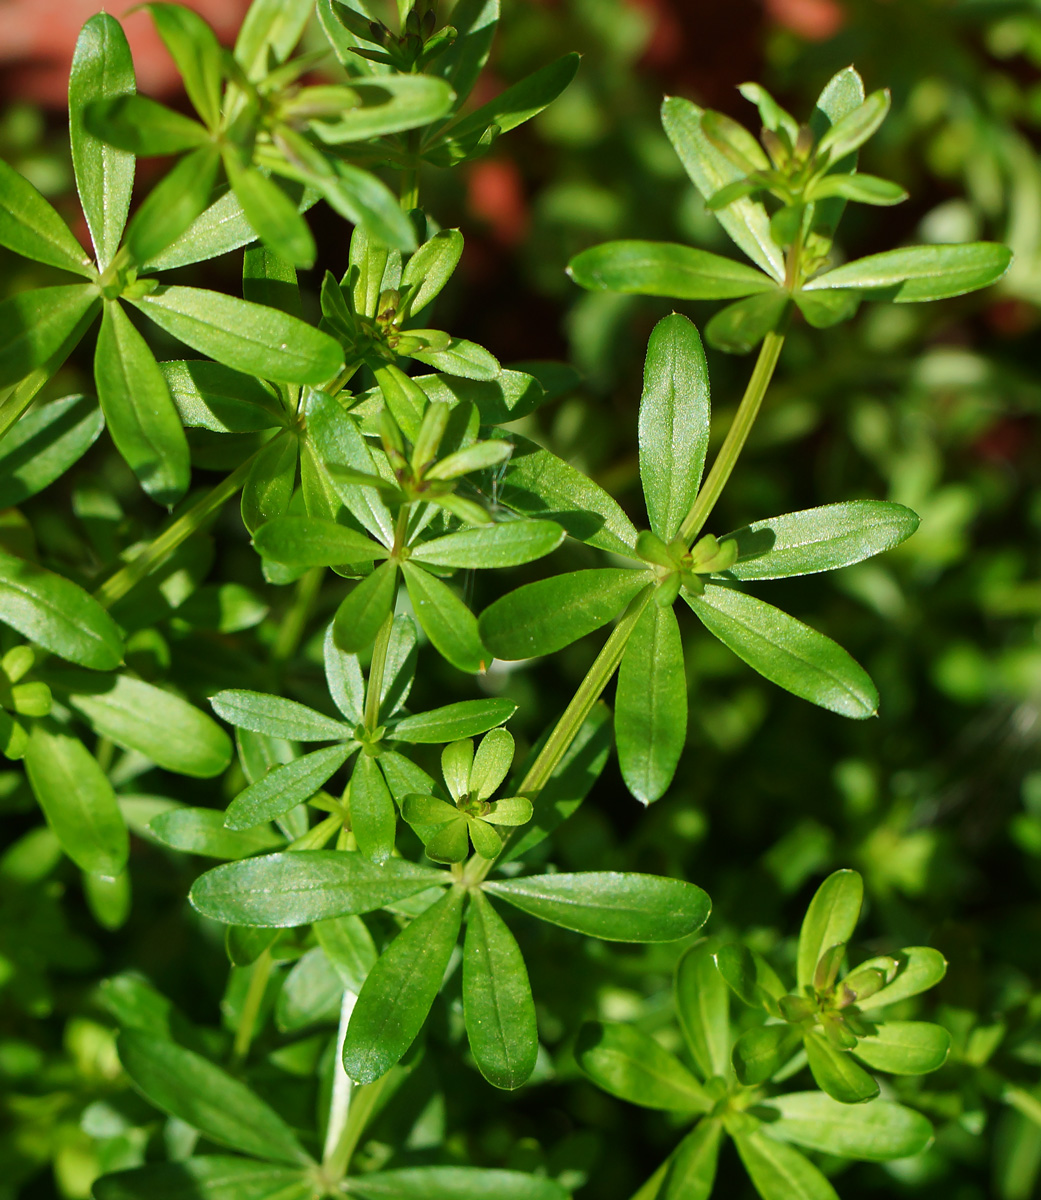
[
  {"x1": 0, "y1": 158, "x2": 94, "y2": 276},
  {"x1": 402, "y1": 561, "x2": 488, "y2": 673},
  {"x1": 733, "y1": 1130, "x2": 839, "y2": 1200},
  {"x1": 276, "y1": 946, "x2": 344, "y2": 1031},
  {"x1": 733, "y1": 1024, "x2": 803, "y2": 1086},
  {"x1": 0, "y1": 284, "x2": 99, "y2": 389},
  {"x1": 159, "y1": 360, "x2": 284, "y2": 433},
  {"x1": 760, "y1": 1092, "x2": 933, "y2": 1161},
  {"x1": 463, "y1": 890, "x2": 538, "y2": 1090},
  {"x1": 149, "y1": 807, "x2": 284, "y2": 859},
  {"x1": 575, "y1": 1021, "x2": 710, "y2": 1111},
  {"x1": 191, "y1": 850, "x2": 447, "y2": 926},
  {"x1": 226, "y1": 158, "x2": 316, "y2": 269},
  {"x1": 347, "y1": 1167, "x2": 569, "y2": 1200},
  {"x1": 805, "y1": 1030, "x2": 880, "y2": 1103},
  {"x1": 714, "y1": 943, "x2": 786, "y2": 1010},
  {"x1": 243, "y1": 245, "x2": 302, "y2": 317},
  {"x1": 486, "y1": 870, "x2": 710, "y2": 942},
  {"x1": 314, "y1": 913, "x2": 378, "y2": 992},
  {"x1": 124, "y1": 145, "x2": 221, "y2": 266},
  {"x1": 210, "y1": 689, "x2": 351, "y2": 741},
  {"x1": 241, "y1": 432, "x2": 298, "y2": 534},
  {"x1": 225, "y1": 745, "x2": 351, "y2": 830},
  {"x1": 705, "y1": 290, "x2": 788, "y2": 355},
  {"x1": 392, "y1": 698, "x2": 517, "y2": 744},
  {"x1": 343, "y1": 886, "x2": 465, "y2": 1083},
  {"x1": 793, "y1": 287, "x2": 860, "y2": 329},
  {"x1": 796, "y1": 869, "x2": 863, "y2": 990},
  {"x1": 0, "y1": 394, "x2": 104, "y2": 509},
  {"x1": 351, "y1": 752, "x2": 397, "y2": 865},
  {"x1": 334, "y1": 561, "x2": 399, "y2": 655},
  {"x1": 254, "y1": 515, "x2": 388, "y2": 568},
  {"x1": 676, "y1": 941, "x2": 731, "y2": 1080},
  {"x1": 145, "y1": 3, "x2": 224, "y2": 128},
  {"x1": 569, "y1": 240, "x2": 776, "y2": 300},
  {"x1": 662, "y1": 1121, "x2": 722, "y2": 1200},
  {"x1": 804, "y1": 243, "x2": 1013, "y2": 302},
  {"x1": 93, "y1": 1159, "x2": 314, "y2": 1200},
  {"x1": 411, "y1": 520, "x2": 564, "y2": 569},
  {"x1": 85, "y1": 94, "x2": 210, "y2": 154}
]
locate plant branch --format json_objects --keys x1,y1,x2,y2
[
  {"x1": 231, "y1": 947, "x2": 273, "y2": 1067},
  {"x1": 364, "y1": 610, "x2": 395, "y2": 732}
]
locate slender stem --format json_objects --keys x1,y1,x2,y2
[
  {"x1": 93, "y1": 453, "x2": 257, "y2": 609},
  {"x1": 400, "y1": 131, "x2": 421, "y2": 211},
  {"x1": 271, "y1": 566, "x2": 325, "y2": 669},
  {"x1": 465, "y1": 587, "x2": 654, "y2": 887},
  {"x1": 677, "y1": 329, "x2": 785, "y2": 546},
  {"x1": 324, "y1": 1072, "x2": 393, "y2": 1181},
  {"x1": 364, "y1": 611, "x2": 395, "y2": 733},
  {"x1": 322, "y1": 990, "x2": 358, "y2": 1165},
  {"x1": 231, "y1": 948, "x2": 273, "y2": 1067}
]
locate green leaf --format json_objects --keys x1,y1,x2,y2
[
  {"x1": 243, "y1": 245, "x2": 302, "y2": 317},
  {"x1": 241, "y1": 432, "x2": 298, "y2": 534},
  {"x1": 792, "y1": 287, "x2": 859, "y2": 329},
  {"x1": 144, "y1": 4, "x2": 224, "y2": 129},
  {"x1": 856, "y1": 946, "x2": 947, "y2": 1010},
  {"x1": 190, "y1": 850, "x2": 447, "y2": 926},
  {"x1": 705, "y1": 290, "x2": 788, "y2": 355},
  {"x1": 661, "y1": 96, "x2": 785, "y2": 282},
  {"x1": 715, "y1": 943, "x2": 786, "y2": 1010},
  {"x1": 277, "y1": 946, "x2": 344, "y2": 1031},
  {"x1": 724, "y1": 501, "x2": 920, "y2": 581},
  {"x1": 796, "y1": 869, "x2": 863, "y2": 990},
  {"x1": 401, "y1": 228, "x2": 464, "y2": 315},
  {"x1": 93, "y1": 1159, "x2": 314, "y2": 1200},
  {"x1": 224, "y1": 744, "x2": 352, "y2": 830},
  {"x1": 159, "y1": 360, "x2": 284, "y2": 433},
  {"x1": 853, "y1": 1021, "x2": 951, "y2": 1075},
  {"x1": 346, "y1": 1167, "x2": 569, "y2": 1200},
  {"x1": 411, "y1": 520, "x2": 564, "y2": 569},
  {"x1": 463, "y1": 890, "x2": 538, "y2": 1090},
  {"x1": 254, "y1": 515, "x2": 388, "y2": 568},
  {"x1": 684, "y1": 585, "x2": 879, "y2": 719},
  {"x1": 485, "y1": 870, "x2": 710, "y2": 942},
  {"x1": 575, "y1": 1021, "x2": 710, "y2": 1111},
  {"x1": 0, "y1": 284, "x2": 100, "y2": 389},
  {"x1": 117, "y1": 1031, "x2": 312, "y2": 1165},
  {"x1": 131, "y1": 287, "x2": 343, "y2": 385},
  {"x1": 94, "y1": 300, "x2": 191, "y2": 505},
  {"x1": 400, "y1": 369, "x2": 549, "y2": 425},
  {"x1": 808, "y1": 173, "x2": 907, "y2": 206},
  {"x1": 760, "y1": 1092, "x2": 933, "y2": 1161},
  {"x1": 568, "y1": 240, "x2": 775, "y2": 301},
  {"x1": 0, "y1": 549, "x2": 122, "y2": 669},
  {"x1": 392, "y1": 698, "x2": 516, "y2": 744},
  {"x1": 310, "y1": 75, "x2": 456, "y2": 143},
  {"x1": 210, "y1": 689, "x2": 351, "y2": 741},
  {"x1": 351, "y1": 752, "x2": 397, "y2": 864},
  {"x1": 412, "y1": 338, "x2": 500, "y2": 381},
  {"x1": 0, "y1": 394, "x2": 103, "y2": 508},
  {"x1": 733, "y1": 1024, "x2": 803, "y2": 1086},
  {"x1": 804, "y1": 1029, "x2": 880, "y2": 1103},
  {"x1": 676, "y1": 941, "x2": 730, "y2": 1080},
  {"x1": 469, "y1": 728, "x2": 514, "y2": 801},
  {"x1": 810, "y1": 66, "x2": 866, "y2": 139},
  {"x1": 234, "y1": 0, "x2": 313, "y2": 78},
  {"x1": 494, "y1": 432, "x2": 639, "y2": 557},
  {"x1": 315, "y1": 913, "x2": 378, "y2": 992},
  {"x1": 24, "y1": 720, "x2": 127, "y2": 876},
  {"x1": 803, "y1": 243, "x2": 1013, "y2": 302},
  {"x1": 616, "y1": 598, "x2": 686, "y2": 805},
  {"x1": 148, "y1": 807, "x2": 284, "y2": 859},
  {"x1": 69, "y1": 13, "x2": 135, "y2": 270},
  {"x1": 662, "y1": 1120, "x2": 723, "y2": 1200},
  {"x1": 639, "y1": 313, "x2": 710, "y2": 540},
  {"x1": 343, "y1": 885, "x2": 465, "y2": 1083},
  {"x1": 65, "y1": 674, "x2": 232, "y2": 777},
  {"x1": 0, "y1": 158, "x2": 94, "y2": 276},
  {"x1": 124, "y1": 145, "x2": 221, "y2": 267},
  {"x1": 142, "y1": 186, "x2": 282, "y2": 273},
  {"x1": 733, "y1": 1130, "x2": 839, "y2": 1200},
  {"x1": 334, "y1": 561, "x2": 399, "y2": 655},
  {"x1": 479, "y1": 569, "x2": 646, "y2": 661},
  {"x1": 225, "y1": 159, "x2": 316, "y2": 269},
  {"x1": 85, "y1": 94, "x2": 211, "y2": 155},
  {"x1": 817, "y1": 89, "x2": 891, "y2": 163},
  {"x1": 402, "y1": 562, "x2": 488, "y2": 674},
  {"x1": 316, "y1": 160, "x2": 417, "y2": 252}
]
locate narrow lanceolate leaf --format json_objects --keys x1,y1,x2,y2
[
  {"x1": 392, "y1": 698, "x2": 517, "y2": 744},
  {"x1": 575, "y1": 1022, "x2": 710, "y2": 1111},
  {"x1": 639, "y1": 313, "x2": 710, "y2": 539},
  {"x1": 401, "y1": 228, "x2": 464, "y2": 315},
  {"x1": 334, "y1": 562, "x2": 399, "y2": 655},
  {"x1": 66, "y1": 675, "x2": 232, "y2": 777},
  {"x1": 131, "y1": 287, "x2": 344, "y2": 385},
  {"x1": 685, "y1": 584, "x2": 878, "y2": 719},
  {"x1": 0, "y1": 550, "x2": 122, "y2": 669},
  {"x1": 463, "y1": 890, "x2": 538, "y2": 1090},
  {"x1": 411, "y1": 520, "x2": 565, "y2": 569},
  {"x1": 804, "y1": 1030, "x2": 879, "y2": 1103},
  {"x1": 347, "y1": 1168, "x2": 569, "y2": 1200},
  {"x1": 117, "y1": 1031, "x2": 313, "y2": 1166},
  {"x1": 568, "y1": 240, "x2": 775, "y2": 301},
  {"x1": 225, "y1": 158, "x2": 316, "y2": 269},
  {"x1": 210, "y1": 689, "x2": 351, "y2": 741},
  {"x1": 315, "y1": 914, "x2": 378, "y2": 993},
  {"x1": 95, "y1": 301, "x2": 191, "y2": 505},
  {"x1": 0, "y1": 394, "x2": 103, "y2": 508},
  {"x1": 253, "y1": 516, "x2": 388, "y2": 568},
  {"x1": 796, "y1": 869, "x2": 863, "y2": 990},
  {"x1": 402, "y1": 562, "x2": 488, "y2": 674},
  {"x1": 733, "y1": 1130, "x2": 840, "y2": 1200},
  {"x1": 761, "y1": 1093, "x2": 934, "y2": 1161},
  {"x1": 0, "y1": 285, "x2": 99, "y2": 389},
  {"x1": 350, "y1": 753, "x2": 397, "y2": 865},
  {"x1": 0, "y1": 158, "x2": 94, "y2": 275},
  {"x1": 479, "y1": 569, "x2": 647, "y2": 660},
  {"x1": 234, "y1": 0, "x2": 313, "y2": 78},
  {"x1": 676, "y1": 941, "x2": 731, "y2": 1080},
  {"x1": 24, "y1": 720, "x2": 128, "y2": 876},
  {"x1": 148, "y1": 807, "x2": 284, "y2": 859},
  {"x1": 724, "y1": 501, "x2": 920, "y2": 580},
  {"x1": 85, "y1": 94, "x2": 210, "y2": 156},
  {"x1": 160, "y1": 360, "x2": 284, "y2": 433},
  {"x1": 190, "y1": 850, "x2": 448, "y2": 926},
  {"x1": 616, "y1": 600, "x2": 686, "y2": 805},
  {"x1": 343, "y1": 886, "x2": 465, "y2": 1083},
  {"x1": 857, "y1": 946, "x2": 947, "y2": 1010},
  {"x1": 732, "y1": 1024, "x2": 803, "y2": 1086},
  {"x1": 309, "y1": 75, "x2": 456, "y2": 143},
  {"x1": 661, "y1": 96, "x2": 785, "y2": 282},
  {"x1": 69, "y1": 13, "x2": 135, "y2": 270},
  {"x1": 852, "y1": 1021, "x2": 952, "y2": 1075},
  {"x1": 317, "y1": 160, "x2": 417, "y2": 253},
  {"x1": 705, "y1": 289, "x2": 788, "y2": 355},
  {"x1": 803, "y1": 243, "x2": 1013, "y2": 302},
  {"x1": 662, "y1": 1120, "x2": 723, "y2": 1200},
  {"x1": 93, "y1": 1159, "x2": 314, "y2": 1200},
  {"x1": 123, "y1": 145, "x2": 221, "y2": 267},
  {"x1": 486, "y1": 871, "x2": 710, "y2": 942},
  {"x1": 144, "y1": 3, "x2": 224, "y2": 128},
  {"x1": 224, "y1": 744, "x2": 351, "y2": 830}
]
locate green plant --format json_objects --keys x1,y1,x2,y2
[{"x1": 0, "y1": 3, "x2": 1020, "y2": 1198}]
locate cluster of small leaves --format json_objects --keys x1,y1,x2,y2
[{"x1": 576, "y1": 871, "x2": 947, "y2": 1200}]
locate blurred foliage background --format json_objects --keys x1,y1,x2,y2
[{"x1": 2, "y1": 1, "x2": 1041, "y2": 1198}]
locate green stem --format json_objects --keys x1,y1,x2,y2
[
  {"x1": 364, "y1": 611, "x2": 395, "y2": 732},
  {"x1": 231, "y1": 948, "x2": 273, "y2": 1067},
  {"x1": 400, "y1": 132, "x2": 420, "y2": 211},
  {"x1": 324, "y1": 1072, "x2": 393, "y2": 1180},
  {"x1": 465, "y1": 586, "x2": 654, "y2": 887},
  {"x1": 271, "y1": 566, "x2": 325, "y2": 669},
  {"x1": 93, "y1": 452, "x2": 257, "y2": 610},
  {"x1": 677, "y1": 329, "x2": 785, "y2": 546}
]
